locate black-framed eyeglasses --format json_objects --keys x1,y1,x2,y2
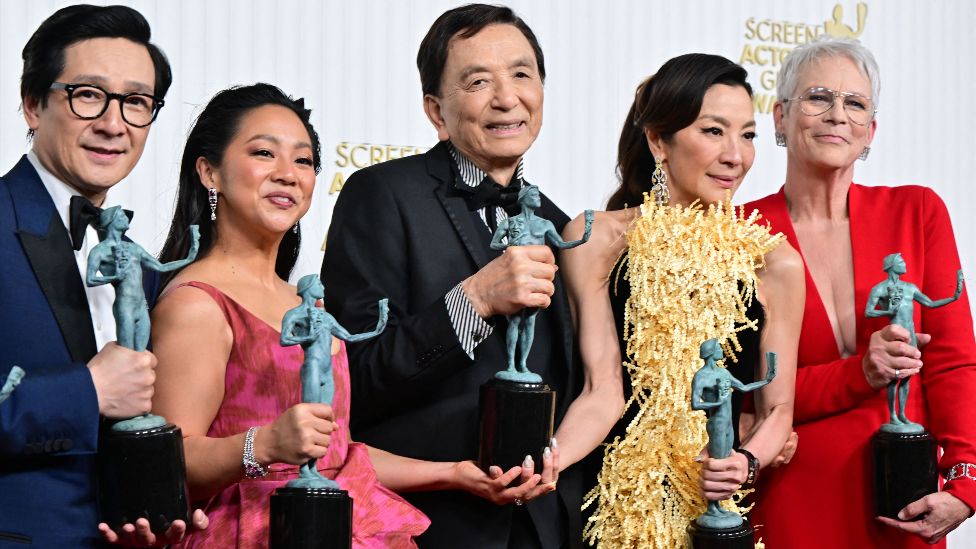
[
  {"x1": 49, "y1": 82, "x2": 164, "y2": 128},
  {"x1": 783, "y1": 87, "x2": 875, "y2": 126}
]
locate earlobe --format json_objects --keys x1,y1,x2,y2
[{"x1": 423, "y1": 94, "x2": 450, "y2": 142}]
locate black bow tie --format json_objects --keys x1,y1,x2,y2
[
  {"x1": 68, "y1": 195, "x2": 102, "y2": 251},
  {"x1": 68, "y1": 196, "x2": 132, "y2": 250},
  {"x1": 464, "y1": 177, "x2": 522, "y2": 230}
]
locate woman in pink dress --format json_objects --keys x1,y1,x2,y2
[{"x1": 151, "y1": 84, "x2": 554, "y2": 548}]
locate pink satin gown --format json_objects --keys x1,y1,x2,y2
[{"x1": 172, "y1": 281, "x2": 430, "y2": 549}]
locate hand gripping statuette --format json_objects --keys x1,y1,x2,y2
[
  {"x1": 86, "y1": 206, "x2": 199, "y2": 533},
  {"x1": 689, "y1": 339, "x2": 776, "y2": 548},
  {"x1": 478, "y1": 184, "x2": 594, "y2": 474},
  {"x1": 864, "y1": 253, "x2": 963, "y2": 518},
  {"x1": 271, "y1": 274, "x2": 388, "y2": 549}
]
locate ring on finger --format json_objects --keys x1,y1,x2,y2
[
  {"x1": 895, "y1": 369, "x2": 903, "y2": 378},
  {"x1": 514, "y1": 498, "x2": 524, "y2": 506}
]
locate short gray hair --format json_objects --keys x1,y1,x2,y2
[{"x1": 777, "y1": 35, "x2": 881, "y2": 113}]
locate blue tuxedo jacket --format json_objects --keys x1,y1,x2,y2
[{"x1": 0, "y1": 156, "x2": 159, "y2": 548}]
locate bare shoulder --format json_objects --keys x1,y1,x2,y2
[
  {"x1": 153, "y1": 274, "x2": 226, "y2": 333},
  {"x1": 763, "y1": 240, "x2": 804, "y2": 281},
  {"x1": 563, "y1": 208, "x2": 636, "y2": 249}
]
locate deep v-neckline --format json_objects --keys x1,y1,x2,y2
[{"x1": 774, "y1": 186, "x2": 862, "y2": 361}]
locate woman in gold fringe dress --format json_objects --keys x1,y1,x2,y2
[{"x1": 559, "y1": 54, "x2": 804, "y2": 548}]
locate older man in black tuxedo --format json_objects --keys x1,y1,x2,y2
[{"x1": 322, "y1": 4, "x2": 581, "y2": 548}]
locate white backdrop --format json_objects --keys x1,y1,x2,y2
[{"x1": 1, "y1": 1, "x2": 975, "y2": 545}]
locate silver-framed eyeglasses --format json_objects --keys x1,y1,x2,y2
[
  {"x1": 49, "y1": 82, "x2": 164, "y2": 128},
  {"x1": 784, "y1": 87, "x2": 875, "y2": 126}
]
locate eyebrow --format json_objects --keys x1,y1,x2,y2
[
  {"x1": 458, "y1": 57, "x2": 536, "y2": 82},
  {"x1": 70, "y1": 74, "x2": 154, "y2": 95},
  {"x1": 698, "y1": 114, "x2": 756, "y2": 128},
  {"x1": 245, "y1": 134, "x2": 313, "y2": 150}
]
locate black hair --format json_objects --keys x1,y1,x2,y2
[
  {"x1": 417, "y1": 3, "x2": 545, "y2": 96},
  {"x1": 158, "y1": 83, "x2": 322, "y2": 287},
  {"x1": 21, "y1": 4, "x2": 172, "y2": 110},
  {"x1": 607, "y1": 54, "x2": 752, "y2": 211}
]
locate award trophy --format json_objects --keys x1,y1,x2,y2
[
  {"x1": 270, "y1": 274, "x2": 388, "y2": 549},
  {"x1": 864, "y1": 253, "x2": 964, "y2": 518},
  {"x1": 688, "y1": 339, "x2": 776, "y2": 549},
  {"x1": 86, "y1": 207, "x2": 199, "y2": 533},
  {"x1": 477, "y1": 185, "x2": 592, "y2": 474}
]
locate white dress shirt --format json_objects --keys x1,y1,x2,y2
[{"x1": 28, "y1": 150, "x2": 117, "y2": 352}]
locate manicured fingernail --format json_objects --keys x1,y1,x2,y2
[
  {"x1": 550, "y1": 437, "x2": 559, "y2": 449},
  {"x1": 523, "y1": 455, "x2": 533, "y2": 468},
  {"x1": 544, "y1": 447, "x2": 552, "y2": 459}
]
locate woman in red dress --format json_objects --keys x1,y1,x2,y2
[{"x1": 743, "y1": 36, "x2": 976, "y2": 548}]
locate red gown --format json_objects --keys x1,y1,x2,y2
[{"x1": 743, "y1": 184, "x2": 976, "y2": 548}]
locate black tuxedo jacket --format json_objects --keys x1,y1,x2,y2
[{"x1": 322, "y1": 141, "x2": 582, "y2": 548}]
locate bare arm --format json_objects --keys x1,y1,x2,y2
[
  {"x1": 738, "y1": 242, "x2": 803, "y2": 468},
  {"x1": 365, "y1": 446, "x2": 555, "y2": 505},
  {"x1": 150, "y1": 285, "x2": 240, "y2": 500},
  {"x1": 552, "y1": 211, "x2": 627, "y2": 470}
]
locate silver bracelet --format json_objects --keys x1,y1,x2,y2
[
  {"x1": 243, "y1": 426, "x2": 268, "y2": 478},
  {"x1": 947, "y1": 463, "x2": 976, "y2": 482}
]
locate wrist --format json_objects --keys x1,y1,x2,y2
[
  {"x1": 461, "y1": 277, "x2": 492, "y2": 319},
  {"x1": 735, "y1": 447, "x2": 760, "y2": 488},
  {"x1": 243, "y1": 426, "x2": 269, "y2": 478}
]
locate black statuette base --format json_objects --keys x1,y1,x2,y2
[
  {"x1": 688, "y1": 520, "x2": 754, "y2": 549},
  {"x1": 270, "y1": 487, "x2": 352, "y2": 549},
  {"x1": 97, "y1": 423, "x2": 190, "y2": 533},
  {"x1": 872, "y1": 429, "x2": 937, "y2": 519},
  {"x1": 478, "y1": 378, "x2": 555, "y2": 475}
]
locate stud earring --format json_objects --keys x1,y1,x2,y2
[
  {"x1": 208, "y1": 188, "x2": 218, "y2": 221},
  {"x1": 650, "y1": 160, "x2": 670, "y2": 206}
]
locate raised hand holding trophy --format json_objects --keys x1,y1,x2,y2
[
  {"x1": 865, "y1": 253, "x2": 964, "y2": 518},
  {"x1": 477, "y1": 185, "x2": 593, "y2": 475},
  {"x1": 688, "y1": 339, "x2": 776, "y2": 549},
  {"x1": 271, "y1": 274, "x2": 388, "y2": 549},
  {"x1": 86, "y1": 206, "x2": 199, "y2": 533}
]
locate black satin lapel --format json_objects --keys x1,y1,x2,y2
[
  {"x1": 18, "y1": 213, "x2": 97, "y2": 362},
  {"x1": 434, "y1": 184, "x2": 490, "y2": 269}
]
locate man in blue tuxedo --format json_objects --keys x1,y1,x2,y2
[{"x1": 0, "y1": 5, "x2": 202, "y2": 547}]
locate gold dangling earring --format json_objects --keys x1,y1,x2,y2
[{"x1": 651, "y1": 160, "x2": 670, "y2": 206}]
